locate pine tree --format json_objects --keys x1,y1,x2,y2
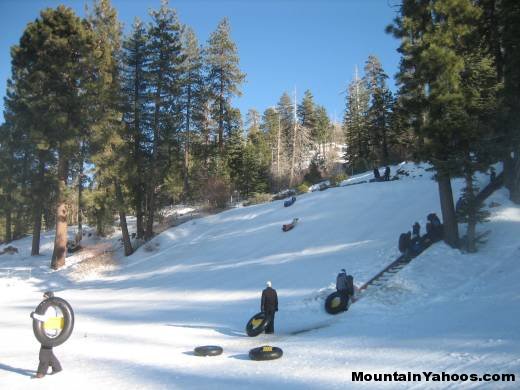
[
  {"x1": 364, "y1": 55, "x2": 394, "y2": 164},
  {"x1": 122, "y1": 18, "x2": 149, "y2": 239},
  {"x1": 8, "y1": 6, "x2": 95, "y2": 268},
  {"x1": 313, "y1": 105, "x2": 334, "y2": 172},
  {"x1": 262, "y1": 107, "x2": 286, "y2": 191},
  {"x1": 180, "y1": 26, "x2": 206, "y2": 199},
  {"x1": 0, "y1": 121, "x2": 16, "y2": 242},
  {"x1": 88, "y1": 0, "x2": 133, "y2": 255},
  {"x1": 499, "y1": 0, "x2": 520, "y2": 203},
  {"x1": 343, "y1": 70, "x2": 370, "y2": 173},
  {"x1": 205, "y1": 18, "x2": 245, "y2": 152},
  {"x1": 298, "y1": 90, "x2": 317, "y2": 139},
  {"x1": 389, "y1": 0, "x2": 500, "y2": 249},
  {"x1": 145, "y1": 0, "x2": 184, "y2": 239},
  {"x1": 245, "y1": 109, "x2": 270, "y2": 195}
]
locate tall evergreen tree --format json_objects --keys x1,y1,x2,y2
[
  {"x1": 262, "y1": 107, "x2": 285, "y2": 191},
  {"x1": 364, "y1": 55, "x2": 394, "y2": 164},
  {"x1": 180, "y1": 26, "x2": 206, "y2": 199},
  {"x1": 389, "y1": 0, "x2": 499, "y2": 249},
  {"x1": 88, "y1": 0, "x2": 133, "y2": 255},
  {"x1": 122, "y1": 18, "x2": 149, "y2": 239},
  {"x1": 145, "y1": 0, "x2": 184, "y2": 239},
  {"x1": 298, "y1": 90, "x2": 317, "y2": 139},
  {"x1": 8, "y1": 6, "x2": 94, "y2": 268},
  {"x1": 499, "y1": 0, "x2": 520, "y2": 203},
  {"x1": 205, "y1": 18, "x2": 245, "y2": 152},
  {"x1": 343, "y1": 70, "x2": 370, "y2": 173}
]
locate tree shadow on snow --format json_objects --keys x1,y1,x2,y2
[
  {"x1": 0, "y1": 363, "x2": 35, "y2": 377},
  {"x1": 166, "y1": 323, "x2": 248, "y2": 338}
]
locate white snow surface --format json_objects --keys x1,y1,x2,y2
[{"x1": 1, "y1": 162, "x2": 519, "y2": 389}]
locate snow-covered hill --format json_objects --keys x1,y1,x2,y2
[{"x1": 1, "y1": 163, "x2": 519, "y2": 389}]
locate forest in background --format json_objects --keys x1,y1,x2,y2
[{"x1": 0, "y1": 0, "x2": 518, "y2": 268}]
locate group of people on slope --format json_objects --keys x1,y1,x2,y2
[
  {"x1": 373, "y1": 166, "x2": 391, "y2": 182},
  {"x1": 398, "y1": 213, "x2": 443, "y2": 256}
]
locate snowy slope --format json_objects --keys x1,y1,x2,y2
[{"x1": 1, "y1": 162, "x2": 519, "y2": 389}]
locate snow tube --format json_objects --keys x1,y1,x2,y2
[
  {"x1": 282, "y1": 224, "x2": 294, "y2": 232},
  {"x1": 324, "y1": 291, "x2": 348, "y2": 314},
  {"x1": 284, "y1": 197, "x2": 296, "y2": 207},
  {"x1": 246, "y1": 312, "x2": 269, "y2": 337},
  {"x1": 194, "y1": 345, "x2": 223, "y2": 357},
  {"x1": 32, "y1": 297, "x2": 74, "y2": 348},
  {"x1": 249, "y1": 345, "x2": 283, "y2": 361}
]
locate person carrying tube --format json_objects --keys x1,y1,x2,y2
[{"x1": 31, "y1": 291, "x2": 63, "y2": 378}]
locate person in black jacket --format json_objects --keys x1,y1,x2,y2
[
  {"x1": 336, "y1": 269, "x2": 355, "y2": 307},
  {"x1": 261, "y1": 281, "x2": 278, "y2": 334},
  {"x1": 384, "y1": 166, "x2": 391, "y2": 181},
  {"x1": 426, "y1": 213, "x2": 443, "y2": 242},
  {"x1": 373, "y1": 167, "x2": 381, "y2": 181}
]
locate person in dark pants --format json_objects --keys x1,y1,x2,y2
[
  {"x1": 384, "y1": 166, "x2": 391, "y2": 181},
  {"x1": 31, "y1": 291, "x2": 62, "y2": 378},
  {"x1": 261, "y1": 281, "x2": 278, "y2": 334},
  {"x1": 336, "y1": 269, "x2": 355, "y2": 308},
  {"x1": 373, "y1": 167, "x2": 381, "y2": 181}
]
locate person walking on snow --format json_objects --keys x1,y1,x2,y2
[
  {"x1": 31, "y1": 291, "x2": 62, "y2": 378},
  {"x1": 261, "y1": 281, "x2": 278, "y2": 334}
]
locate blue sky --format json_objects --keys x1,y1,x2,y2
[{"x1": 0, "y1": 0, "x2": 401, "y2": 124}]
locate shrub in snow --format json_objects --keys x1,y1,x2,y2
[
  {"x1": 296, "y1": 183, "x2": 310, "y2": 194},
  {"x1": 243, "y1": 193, "x2": 273, "y2": 206}
]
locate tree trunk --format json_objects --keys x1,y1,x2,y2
[
  {"x1": 31, "y1": 160, "x2": 45, "y2": 256},
  {"x1": 276, "y1": 115, "x2": 281, "y2": 192},
  {"x1": 13, "y1": 155, "x2": 29, "y2": 240},
  {"x1": 133, "y1": 56, "x2": 145, "y2": 239},
  {"x1": 437, "y1": 173, "x2": 459, "y2": 248},
  {"x1": 290, "y1": 124, "x2": 297, "y2": 187},
  {"x1": 51, "y1": 156, "x2": 68, "y2": 270},
  {"x1": 464, "y1": 172, "x2": 477, "y2": 253},
  {"x1": 31, "y1": 205, "x2": 43, "y2": 256},
  {"x1": 135, "y1": 189, "x2": 144, "y2": 239},
  {"x1": 218, "y1": 72, "x2": 224, "y2": 152},
  {"x1": 5, "y1": 195, "x2": 12, "y2": 243},
  {"x1": 114, "y1": 180, "x2": 133, "y2": 256},
  {"x1": 184, "y1": 84, "x2": 192, "y2": 199},
  {"x1": 77, "y1": 147, "x2": 84, "y2": 242},
  {"x1": 96, "y1": 208, "x2": 104, "y2": 237},
  {"x1": 146, "y1": 95, "x2": 160, "y2": 240},
  {"x1": 504, "y1": 152, "x2": 520, "y2": 204}
]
